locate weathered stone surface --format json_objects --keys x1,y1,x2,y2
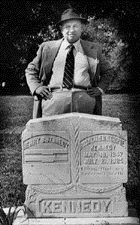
[
  {"x1": 24, "y1": 184, "x2": 127, "y2": 218},
  {"x1": 24, "y1": 113, "x2": 122, "y2": 132},
  {"x1": 21, "y1": 113, "x2": 128, "y2": 218},
  {"x1": 13, "y1": 217, "x2": 139, "y2": 225}
]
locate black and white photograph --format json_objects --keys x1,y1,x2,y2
[{"x1": 0, "y1": 1, "x2": 140, "y2": 224}]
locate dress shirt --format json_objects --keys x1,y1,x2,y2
[{"x1": 49, "y1": 39, "x2": 91, "y2": 87}]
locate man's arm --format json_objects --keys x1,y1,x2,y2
[
  {"x1": 87, "y1": 44, "x2": 112, "y2": 97},
  {"x1": 25, "y1": 42, "x2": 46, "y2": 95},
  {"x1": 96, "y1": 45, "x2": 113, "y2": 93}
]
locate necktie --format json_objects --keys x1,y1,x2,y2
[{"x1": 63, "y1": 45, "x2": 75, "y2": 89}]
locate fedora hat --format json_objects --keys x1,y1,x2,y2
[{"x1": 57, "y1": 8, "x2": 88, "y2": 25}]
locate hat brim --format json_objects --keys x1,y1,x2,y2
[{"x1": 57, "y1": 17, "x2": 88, "y2": 25}]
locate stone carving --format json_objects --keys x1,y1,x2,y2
[
  {"x1": 22, "y1": 132, "x2": 71, "y2": 185},
  {"x1": 21, "y1": 113, "x2": 128, "y2": 218},
  {"x1": 36, "y1": 198, "x2": 113, "y2": 216},
  {"x1": 79, "y1": 132, "x2": 127, "y2": 184}
]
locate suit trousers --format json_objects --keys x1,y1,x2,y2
[{"x1": 41, "y1": 89, "x2": 96, "y2": 117}]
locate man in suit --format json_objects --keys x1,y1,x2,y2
[{"x1": 25, "y1": 8, "x2": 112, "y2": 118}]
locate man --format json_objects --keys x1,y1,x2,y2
[{"x1": 25, "y1": 8, "x2": 112, "y2": 118}]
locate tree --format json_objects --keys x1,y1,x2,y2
[{"x1": 0, "y1": 1, "x2": 55, "y2": 88}]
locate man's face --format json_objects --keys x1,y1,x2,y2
[{"x1": 61, "y1": 19, "x2": 83, "y2": 43}]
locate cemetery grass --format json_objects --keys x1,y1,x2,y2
[{"x1": 0, "y1": 94, "x2": 140, "y2": 217}]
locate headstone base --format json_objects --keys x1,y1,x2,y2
[
  {"x1": 12, "y1": 208, "x2": 139, "y2": 225},
  {"x1": 13, "y1": 217, "x2": 139, "y2": 225}
]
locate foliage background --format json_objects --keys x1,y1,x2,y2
[{"x1": 0, "y1": 0, "x2": 140, "y2": 93}]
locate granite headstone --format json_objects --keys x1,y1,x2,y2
[{"x1": 21, "y1": 113, "x2": 128, "y2": 219}]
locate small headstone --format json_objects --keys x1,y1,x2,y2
[{"x1": 21, "y1": 113, "x2": 129, "y2": 219}]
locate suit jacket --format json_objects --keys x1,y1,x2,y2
[{"x1": 25, "y1": 38, "x2": 112, "y2": 118}]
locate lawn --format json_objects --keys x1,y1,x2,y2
[{"x1": 0, "y1": 94, "x2": 140, "y2": 217}]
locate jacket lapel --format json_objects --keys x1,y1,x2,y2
[
  {"x1": 42, "y1": 38, "x2": 63, "y2": 84},
  {"x1": 47, "y1": 38, "x2": 64, "y2": 70},
  {"x1": 80, "y1": 39, "x2": 97, "y2": 59}
]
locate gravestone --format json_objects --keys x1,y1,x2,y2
[{"x1": 16, "y1": 113, "x2": 139, "y2": 224}]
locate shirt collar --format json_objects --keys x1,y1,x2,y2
[
  {"x1": 73, "y1": 39, "x2": 81, "y2": 51},
  {"x1": 62, "y1": 39, "x2": 81, "y2": 51}
]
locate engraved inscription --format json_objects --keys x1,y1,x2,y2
[
  {"x1": 22, "y1": 133, "x2": 71, "y2": 184},
  {"x1": 80, "y1": 133, "x2": 127, "y2": 183},
  {"x1": 23, "y1": 134, "x2": 69, "y2": 164},
  {"x1": 80, "y1": 134, "x2": 125, "y2": 148},
  {"x1": 24, "y1": 149, "x2": 68, "y2": 163},
  {"x1": 83, "y1": 149, "x2": 126, "y2": 165},
  {"x1": 37, "y1": 198, "x2": 113, "y2": 216},
  {"x1": 23, "y1": 134, "x2": 69, "y2": 150},
  {"x1": 81, "y1": 166, "x2": 125, "y2": 177}
]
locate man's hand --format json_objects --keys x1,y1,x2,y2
[
  {"x1": 87, "y1": 87, "x2": 102, "y2": 97},
  {"x1": 35, "y1": 86, "x2": 52, "y2": 100}
]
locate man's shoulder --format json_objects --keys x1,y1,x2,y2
[
  {"x1": 80, "y1": 39, "x2": 102, "y2": 51},
  {"x1": 40, "y1": 39, "x2": 63, "y2": 50}
]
